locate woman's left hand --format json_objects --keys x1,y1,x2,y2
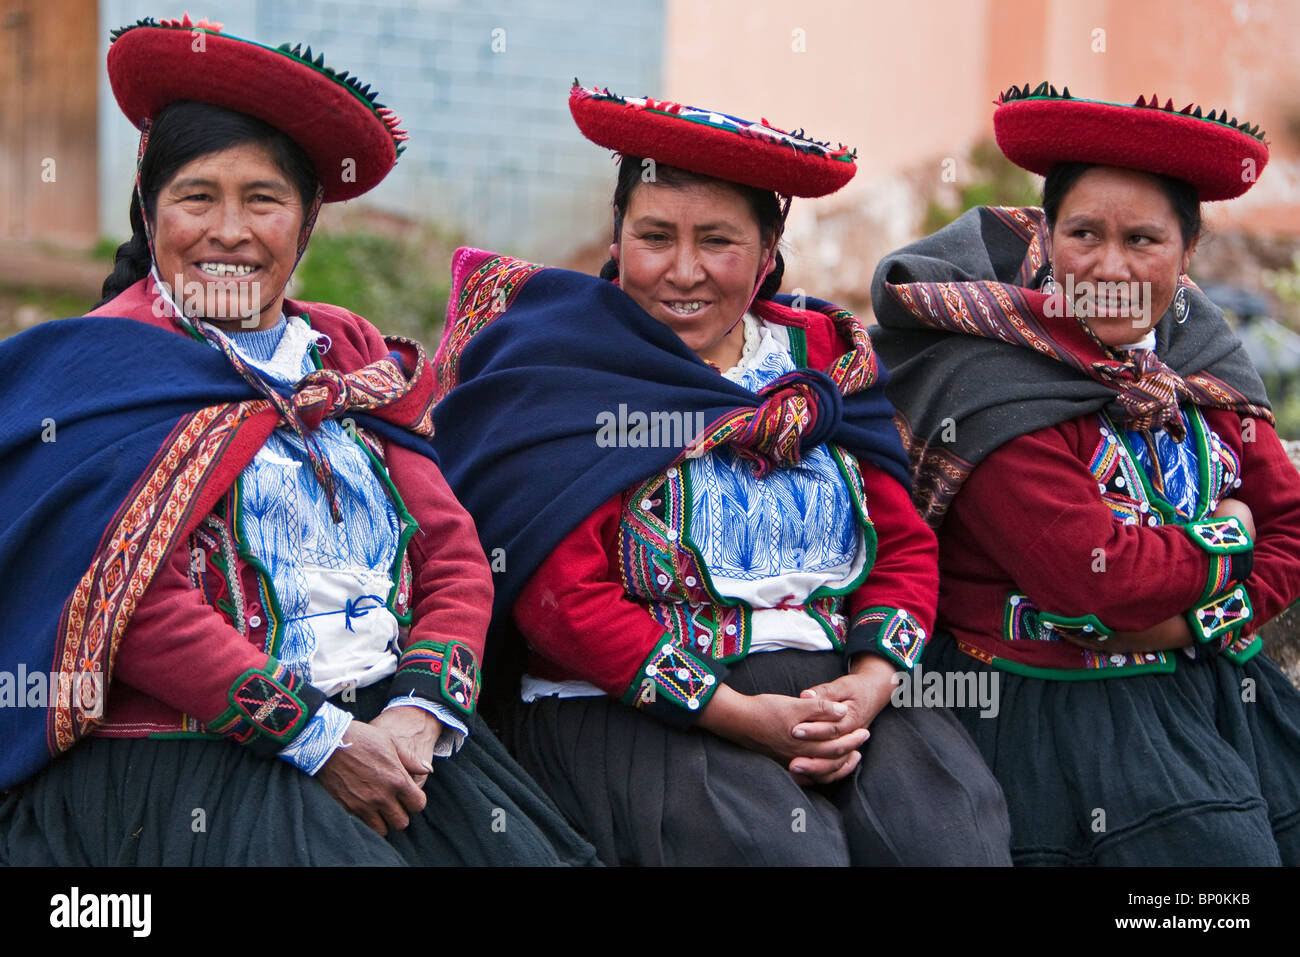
[
  {"x1": 369, "y1": 706, "x2": 443, "y2": 789},
  {"x1": 791, "y1": 655, "x2": 899, "y2": 785},
  {"x1": 1062, "y1": 614, "x2": 1194, "y2": 654}
]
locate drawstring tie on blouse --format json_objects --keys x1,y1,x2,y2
[{"x1": 286, "y1": 593, "x2": 388, "y2": 631}]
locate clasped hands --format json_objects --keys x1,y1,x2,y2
[
  {"x1": 699, "y1": 654, "x2": 897, "y2": 787},
  {"x1": 315, "y1": 705, "x2": 443, "y2": 836}
]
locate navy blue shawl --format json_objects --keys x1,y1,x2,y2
[
  {"x1": 0, "y1": 317, "x2": 432, "y2": 790},
  {"x1": 432, "y1": 264, "x2": 910, "y2": 639}
]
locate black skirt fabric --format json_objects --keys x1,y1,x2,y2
[
  {"x1": 0, "y1": 682, "x2": 599, "y2": 866},
  {"x1": 925, "y1": 631, "x2": 1300, "y2": 866},
  {"x1": 505, "y1": 649, "x2": 1013, "y2": 866}
]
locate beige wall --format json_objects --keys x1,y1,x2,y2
[
  {"x1": 663, "y1": 0, "x2": 1300, "y2": 302},
  {"x1": 664, "y1": 0, "x2": 993, "y2": 186}
]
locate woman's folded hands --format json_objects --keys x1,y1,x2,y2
[
  {"x1": 316, "y1": 707, "x2": 442, "y2": 835},
  {"x1": 697, "y1": 655, "x2": 898, "y2": 786}
]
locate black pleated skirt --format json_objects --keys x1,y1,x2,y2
[
  {"x1": 505, "y1": 649, "x2": 1013, "y2": 866},
  {"x1": 0, "y1": 682, "x2": 599, "y2": 866},
  {"x1": 925, "y1": 631, "x2": 1300, "y2": 866}
]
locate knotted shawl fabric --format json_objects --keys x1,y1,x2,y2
[
  {"x1": 431, "y1": 248, "x2": 910, "y2": 638},
  {"x1": 0, "y1": 292, "x2": 438, "y2": 791},
  {"x1": 869, "y1": 205, "x2": 1271, "y2": 528}
]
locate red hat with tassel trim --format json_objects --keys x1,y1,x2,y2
[
  {"x1": 570, "y1": 82, "x2": 856, "y2": 198},
  {"x1": 107, "y1": 14, "x2": 407, "y2": 202},
  {"x1": 993, "y1": 82, "x2": 1268, "y2": 201}
]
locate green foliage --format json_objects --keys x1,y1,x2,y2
[
  {"x1": 1237, "y1": 256, "x2": 1300, "y2": 436},
  {"x1": 292, "y1": 230, "x2": 453, "y2": 349},
  {"x1": 0, "y1": 285, "x2": 99, "y2": 340},
  {"x1": 923, "y1": 140, "x2": 1042, "y2": 235},
  {"x1": 1263, "y1": 376, "x2": 1300, "y2": 441},
  {"x1": 92, "y1": 236, "x2": 124, "y2": 261},
  {"x1": 14, "y1": 287, "x2": 93, "y2": 317},
  {"x1": 1262, "y1": 252, "x2": 1300, "y2": 329}
]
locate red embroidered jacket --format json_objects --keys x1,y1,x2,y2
[
  {"x1": 83, "y1": 279, "x2": 492, "y2": 752},
  {"x1": 939, "y1": 407, "x2": 1300, "y2": 678},
  {"x1": 513, "y1": 307, "x2": 938, "y2": 726}
]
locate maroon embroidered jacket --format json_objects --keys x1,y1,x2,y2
[
  {"x1": 513, "y1": 309, "x2": 938, "y2": 725},
  {"x1": 938, "y1": 408, "x2": 1300, "y2": 677},
  {"x1": 83, "y1": 279, "x2": 492, "y2": 748}
]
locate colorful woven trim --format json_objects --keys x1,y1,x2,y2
[
  {"x1": 846, "y1": 607, "x2": 926, "y2": 670},
  {"x1": 1000, "y1": 593, "x2": 1172, "y2": 674},
  {"x1": 435, "y1": 250, "x2": 545, "y2": 400},
  {"x1": 894, "y1": 412, "x2": 973, "y2": 528},
  {"x1": 188, "y1": 513, "x2": 249, "y2": 636},
  {"x1": 1038, "y1": 610, "x2": 1112, "y2": 643},
  {"x1": 994, "y1": 82, "x2": 1268, "y2": 201},
  {"x1": 622, "y1": 640, "x2": 723, "y2": 727},
  {"x1": 394, "y1": 640, "x2": 481, "y2": 716},
  {"x1": 1185, "y1": 516, "x2": 1254, "y2": 608},
  {"x1": 207, "y1": 661, "x2": 323, "y2": 757},
  {"x1": 1205, "y1": 422, "x2": 1244, "y2": 510},
  {"x1": 1221, "y1": 631, "x2": 1263, "y2": 666},
  {"x1": 1002, "y1": 593, "x2": 1041, "y2": 642},
  {"x1": 619, "y1": 491, "x2": 852, "y2": 662},
  {"x1": 1183, "y1": 516, "x2": 1253, "y2": 554},
  {"x1": 1187, "y1": 585, "x2": 1253, "y2": 645},
  {"x1": 617, "y1": 429, "x2": 874, "y2": 662},
  {"x1": 1200, "y1": 552, "x2": 1233, "y2": 603},
  {"x1": 48, "y1": 400, "x2": 269, "y2": 755},
  {"x1": 570, "y1": 83, "x2": 856, "y2": 198},
  {"x1": 1096, "y1": 407, "x2": 1243, "y2": 532},
  {"x1": 1089, "y1": 420, "x2": 1158, "y2": 526}
]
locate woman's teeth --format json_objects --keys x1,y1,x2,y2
[
  {"x1": 667, "y1": 301, "x2": 705, "y2": 314},
  {"x1": 198, "y1": 263, "x2": 256, "y2": 277}
]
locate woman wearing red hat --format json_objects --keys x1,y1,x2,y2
[
  {"x1": 432, "y1": 85, "x2": 1012, "y2": 865},
  {"x1": 871, "y1": 83, "x2": 1300, "y2": 865},
  {"x1": 0, "y1": 16, "x2": 595, "y2": 866}
]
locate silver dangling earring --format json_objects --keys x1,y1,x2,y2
[
  {"x1": 1174, "y1": 283, "x2": 1189, "y2": 324},
  {"x1": 1041, "y1": 269, "x2": 1059, "y2": 296}
]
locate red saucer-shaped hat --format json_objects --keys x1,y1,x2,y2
[
  {"x1": 993, "y1": 82, "x2": 1268, "y2": 201},
  {"x1": 570, "y1": 83, "x2": 856, "y2": 198},
  {"x1": 107, "y1": 15, "x2": 407, "y2": 202}
]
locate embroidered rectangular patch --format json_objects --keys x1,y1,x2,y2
[{"x1": 231, "y1": 672, "x2": 306, "y2": 739}]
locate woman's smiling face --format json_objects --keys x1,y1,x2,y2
[
  {"x1": 612, "y1": 178, "x2": 774, "y2": 369},
  {"x1": 151, "y1": 140, "x2": 305, "y2": 331}
]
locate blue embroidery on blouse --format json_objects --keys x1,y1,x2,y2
[
  {"x1": 1127, "y1": 409, "x2": 1200, "y2": 518},
  {"x1": 687, "y1": 332, "x2": 858, "y2": 580},
  {"x1": 276, "y1": 700, "x2": 352, "y2": 775},
  {"x1": 221, "y1": 323, "x2": 402, "y2": 685},
  {"x1": 206, "y1": 319, "x2": 409, "y2": 773}
]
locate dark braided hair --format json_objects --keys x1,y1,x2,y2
[
  {"x1": 96, "y1": 101, "x2": 319, "y2": 308},
  {"x1": 598, "y1": 156, "x2": 786, "y2": 300}
]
